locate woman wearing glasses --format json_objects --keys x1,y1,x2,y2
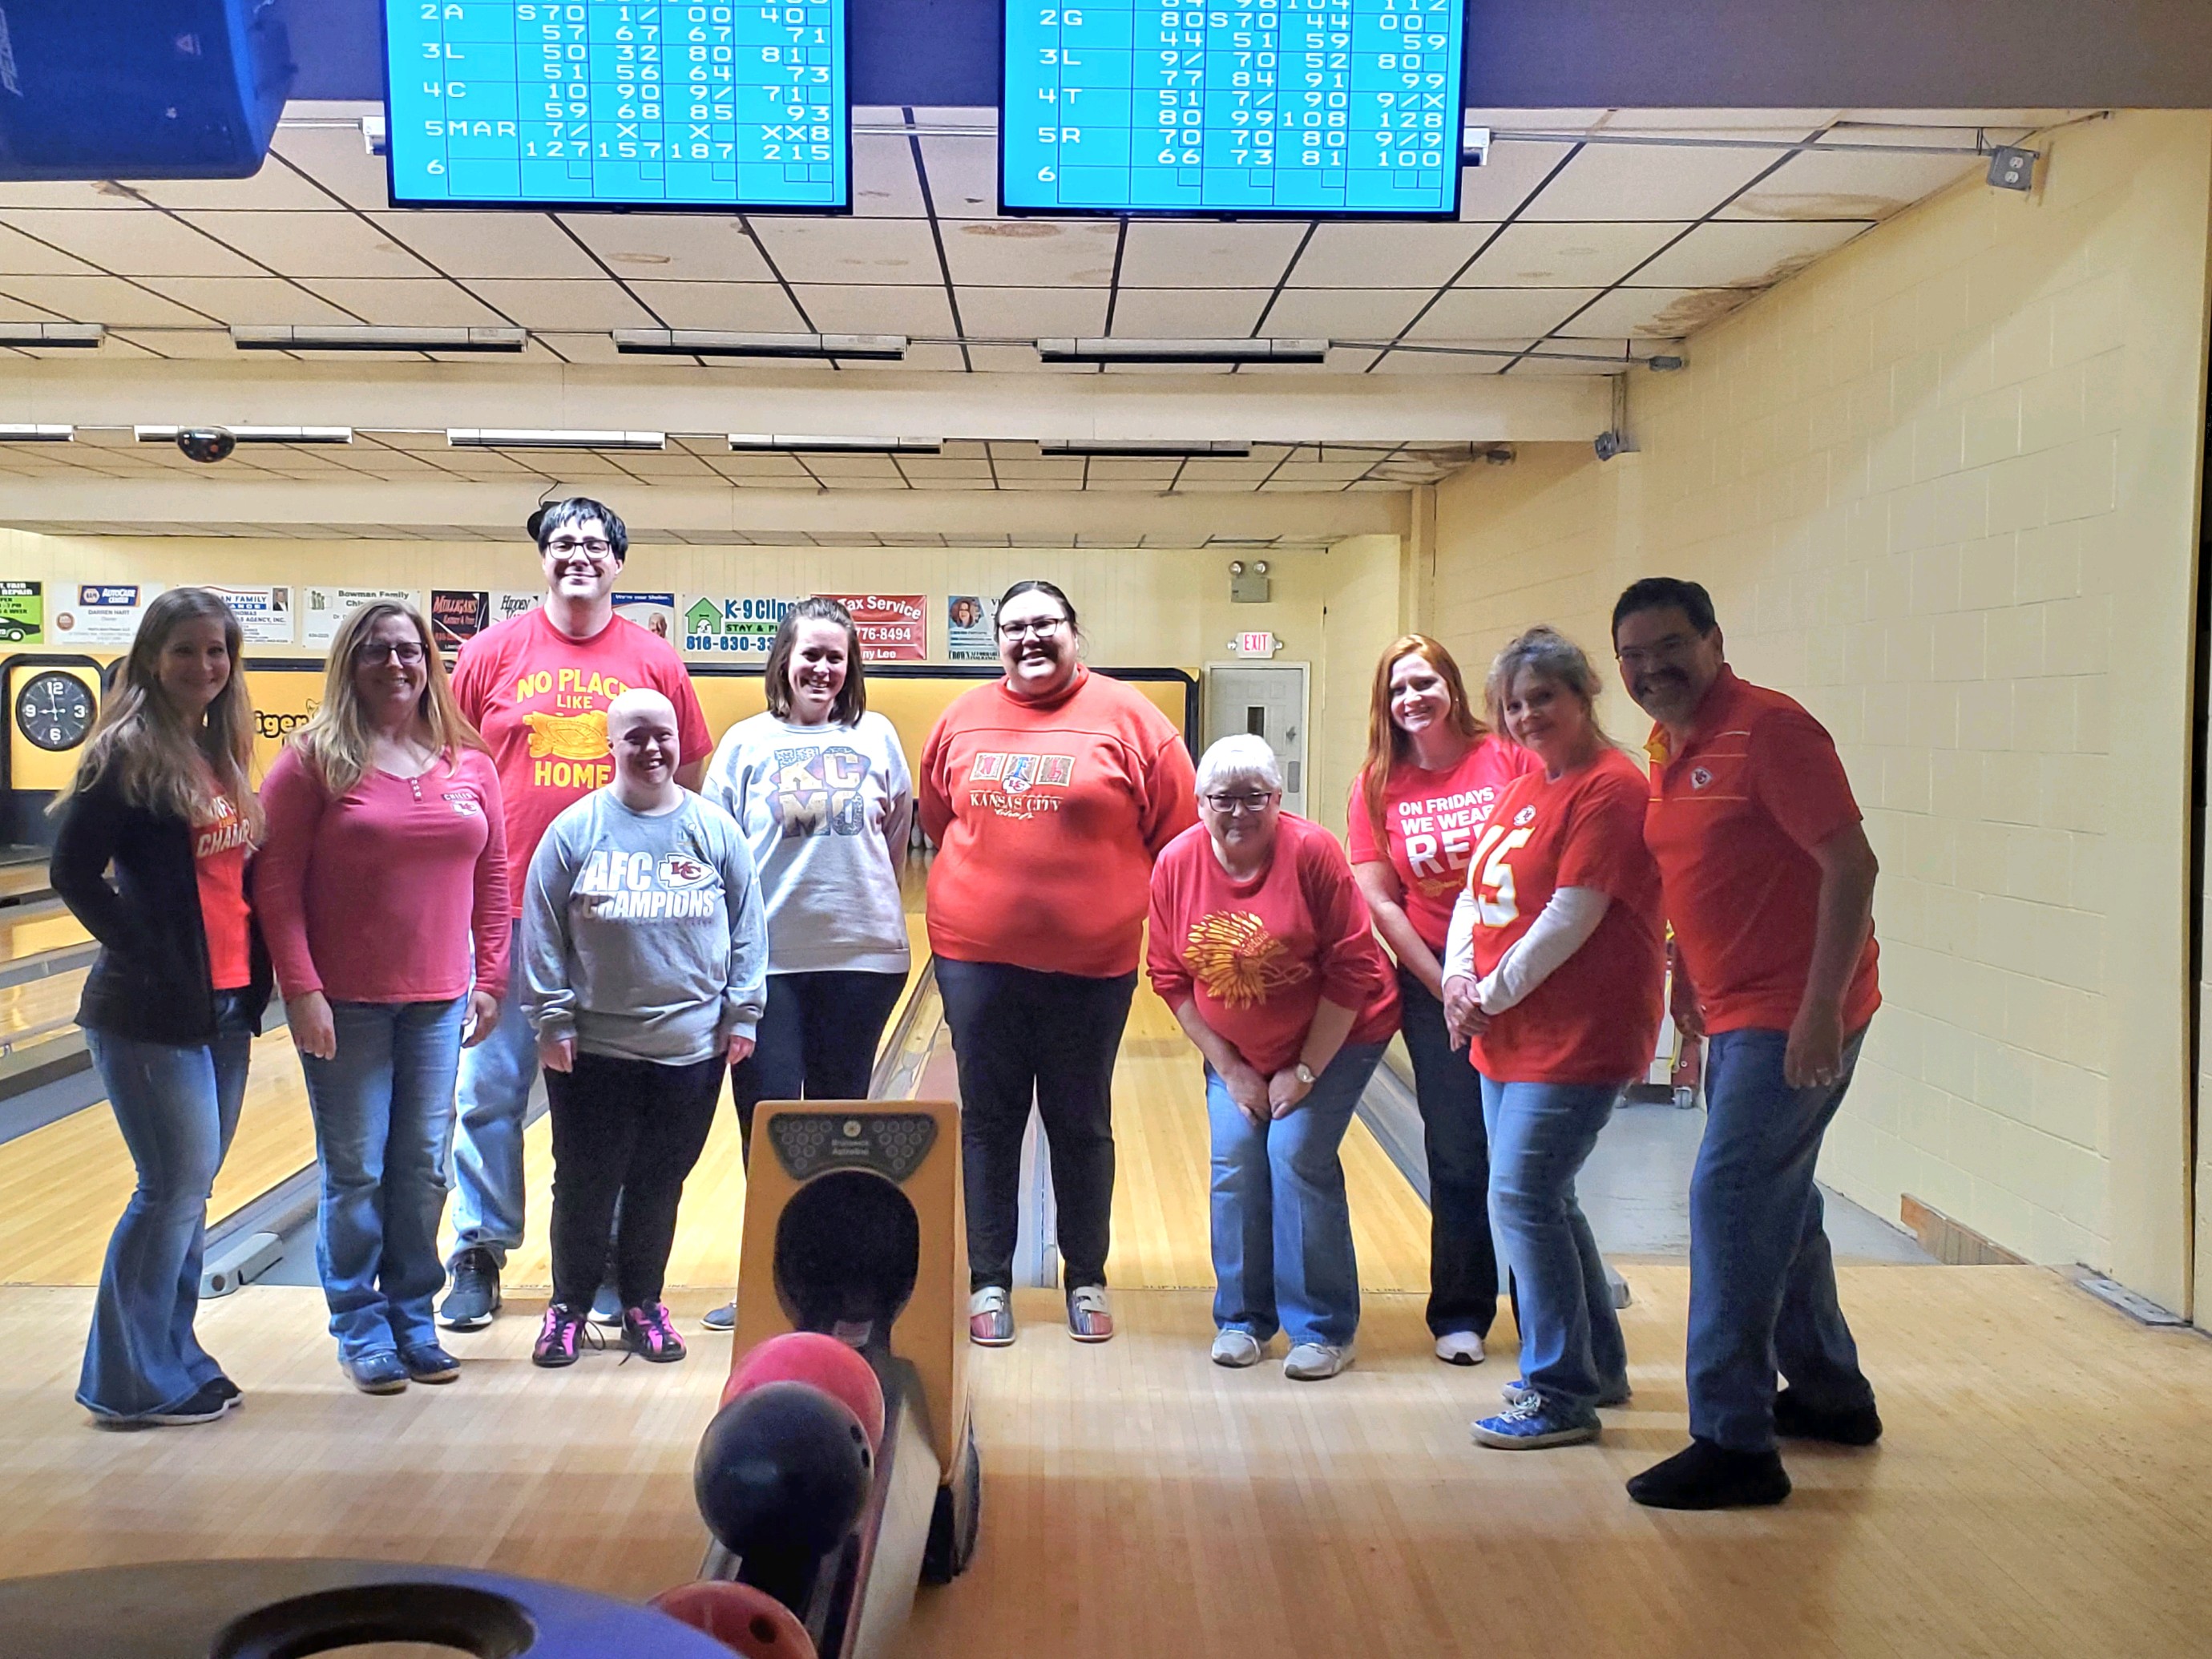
[
  {"x1": 1148, "y1": 736, "x2": 1398, "y2": 1380},
  {"x1": 255, "y1": 599, "x2": 510, "y2": 1394},
  {"x1": 919, "y1": 579, "x2": 1197, "y2": 1346}
]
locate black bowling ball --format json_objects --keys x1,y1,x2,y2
[{"x1": 694, "y1": 1380, "x2": 874, "y2": 1563}]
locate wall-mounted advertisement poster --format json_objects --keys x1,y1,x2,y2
[
  {"x1": 305, "y1": 587, "x2": 420, "y2": 649},
  {"x1": 613, "y1": 591, "x2": 677, "y2": 644},
  {"x1": 0, "y1": 580, "x2": 42, "y2": 645},
  {"x1": 204, "y1": 585, "x2": 293, "y2": 644},
  {"x1": 818, "y1": 592, "x2": 926, "y2": 662},
  {"x1": 54, "y1": 583, "x2": 157, "y2": 647},
  {"x1": 946, "y1": 594, "x2": 997, "y2": 662},
  {"x1": 430, "y1": 590, "x2": 490, "y2": 653},
  {"x1": 491, "y1": 591, "x2": 539, "y2": 626},
  {"x1": 682, "y1": 595, "x2": 798, "y2": 659}
]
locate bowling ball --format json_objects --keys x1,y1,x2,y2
[
  {"x1": 724, "y1": 1333, "x2": 886, "y2": 1455},
  {"x1": 695, "y1": 1382, "x2": 874, "y2": 1562},
  {"x1": 652, "y1": 1580, "x2": 818, "y2": 1659}
]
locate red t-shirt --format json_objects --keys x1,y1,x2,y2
[
  {"x1": 1465, "y1": 748, "x2": 1665, "y2": 1085},
  {"x1": 1148, "y1": 814, "x2": 1399, "y2": 1075},
  {"x1": 919, "y1": 668, "x2": 1197, "y2": 979},
  {"x1": 450, "y1": 606, "x2": 712, "y2": 886},
  {"x1": 190, "y1": 772, "x2": 252, "y2": 991},
  {"x1": 1346, "y1": 735, "x2": 1540, "y2": 951},
  {"x1": 1642, "y1": 668, "x2": 1881, "y2": 1035}
]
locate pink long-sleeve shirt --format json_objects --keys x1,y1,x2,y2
[{"x1": 253, "y1": 745, "x2": 511, "y2": 1005}]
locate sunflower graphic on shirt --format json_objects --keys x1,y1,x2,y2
[{"x1": 1184, "y1": 912, "x2": 1312, "y2": 1009}]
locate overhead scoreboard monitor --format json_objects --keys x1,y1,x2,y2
[
  {"x1": 1001, "y1": 0, "x2": 1464, "y2": 217},
  {"x1": 384, "y1": 1, "x2": 850, "y2": 209}
]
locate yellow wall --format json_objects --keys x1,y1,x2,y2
[
  {"x1": 1315, "y1": 533, "x2": 1408, "y2": 838},
  {"x1": 1430, "y1": 111, "x2": 2212, "y2": 1313}
]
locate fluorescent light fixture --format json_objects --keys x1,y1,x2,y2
[
  {"x1": 133, "y1": 426, "x2": 354, "y2": 444},
  {"x1": 448, "y1": 429, "x2": 666, "y2": 450},
  {"x1": 728, "y1": 434, "x2": 942, "y2": 454},
  {"x1": 232, "y1": 325, "x2": 528, "y2": 353},
  {"x1": 0, "y1": 425, "x2": 72, "y2": 442},
  {"x1": 1036, "y1": 337, "x2": 1328, "y2": 365},
  {"x1": 616, "y1": 329, "x2": 906, "y2": 361},
  {"x1": 1041, "y1": 439, "x2": 1251, "y2": 458},
  {"x1": 0, "y1": 324, "x2": 103, "y2": 349}
]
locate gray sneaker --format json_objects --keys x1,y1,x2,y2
[
  {"x1": 1210, "y1": 1329, "x2": 1264, "y2": 1367},
  {"x1": 1283, "y1": 1342, "x2": 1353, "y2": 1381},
  {"x1": 437, "y1": 1247, "x2": 501, "y2": 1330}
]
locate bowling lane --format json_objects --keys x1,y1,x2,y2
[{"x1": 0, "y1": 902, "x2": 90, "y2": 972}]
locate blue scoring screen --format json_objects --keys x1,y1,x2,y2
[
  {"x1": 1001, "y1": 0, "x2": 1463, "y2": 216},
  {"x1": 385, "y1": 1, "x2": 849, "y2": 209}
]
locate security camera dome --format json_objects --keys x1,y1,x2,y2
[{"x1": 176, "y1": 428, "x2": 236, "y2": 463}]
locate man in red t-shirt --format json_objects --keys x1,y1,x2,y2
[
  {"x1": 438, "y1": 498, "x2": 712, "y2": 1331},
  {"x1": 1613, "y1": 577, "x2": 1883, "y2": 1512}
]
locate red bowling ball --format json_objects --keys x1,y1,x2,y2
[
  {"x1": 652, "y1": 1579, "x2": 818, "y2": 1659},
  {"x1": 722, "y1": 1331, "x2": 886, "y2": 1456}
]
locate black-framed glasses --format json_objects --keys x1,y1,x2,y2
[
  {"x1": 998, "y1": 616, "x2": 1066, "y2": 640},
  {"x1": 357, "y1": 640, "x2": 426, "y2": 665},
  {"x1": 545, "y1": 535, "x2": 615, "y2": 559},
  {"x1": 1205, "y1": 790, "x2": 1277, "y2": 814}
]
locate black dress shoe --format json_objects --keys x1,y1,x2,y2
[
  {"x1": 1627, "y1": 1438, "x2": 1792, "y2": 1509},
  {"x1": 1774, "y1": 1387, "x2": 1883, "y2": 1446}
]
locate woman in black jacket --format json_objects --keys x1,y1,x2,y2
[{"x1": 51, "y1": 588, "x2": 270, "y2": 1426}]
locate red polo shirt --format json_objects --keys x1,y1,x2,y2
[{"x1": 1642, "y1": 667, "x2": 1880, "y2": 1035}]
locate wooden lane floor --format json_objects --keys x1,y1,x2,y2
[
  {"x1": 2, "y1": 1265, "x2": 2210, "y2": 1657},
  {"x1": 0, "y1": 901, "x2": 90, "y2": 972},
  {"x1": 0, "y1": 1024, "x2": 319, "y2": 1285}
]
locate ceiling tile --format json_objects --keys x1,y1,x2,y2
[
  {"x1": 292, "y1": 277, "x2": 511, "y2": 326},
  {"x1": 1404, "y1": 288, "x2": 1603, "y2": 340},
  {"x1": 0, "y1": 180, "x2": 126, "y2": 209},
  {"x1": 1367, "y1": 346, "x2": 1512, "y2": 374},
  {"x1": 1595, "y1": 108, "x2": 1840, "y2": 134},
  {"x1": 0, "y1": 225, "x2": 99, "y2": 278},
  {"x1": 1520, "y1": 142, "x2": 1792, "y2": 222},
  {"x1": 369, "y1": 212, "x2": 607, "y2": 279},
  {"x1": 188, "y1": 210, "x2": 435, "y2": 278},
  {"x1": 1560, "y1": 286, "x2": 1754, "y2": 338},
  {"x1": 1633, "y1": 219, "x2": 1870, "y2": 289},
  {"x1": 559, "y1": 215, "x2": 774, "y2": 282},
  {"x1": 1289, "y1": 222, "x2": 1499, "y2": 289},
  {"x1": 2, "y1": 208, "x2": 264, "y2": 277},
  {"x1": 1721, "y1": 147, "x2": 1980, "y2": 222},
  {"x1": 1505, "y1": 353, "x2": 1621, "y2": 376},
  {"x1": 1459, "y1": 141, "x2": 1577, "y2": 220},
  {"x1": 268, "y1": 127, "x2": 393, "y2": 212},
  {"x1": 1457, "y1": 220, "x2": 1685, "y2": 288},
  {"x1": 964, "y1": 342, "x2": 1047, "y2": 372},
  {"x1": 130, "y1": 161, "x2": 350, "y2": 212},
  {"x1": 531, "y1": 331, "x2": 628, "y2": 363},
  {"x1": 0, "y1": 274, "x2": 215, "y2": 326},
  {"x1": 942, "y1": 220, "x2": 1120, "y2": 287},
  {"x1": 789, "y1": 284, "x2": 955, "y2": 334},
  {"x1": 135, "y1": 276, "x2": 364, "y2": 325},
  {"x1": 853, "y1": 132, "x2": 928, "y2": 217},
  {"x1": 1116, "y1": 221, "x2": 1307, "y2": 289},
  {"x1": 917, "y1": 135, "x2": 1001, "y2": 218},
  {"x1": 109, "y1": 329, "x2": 236, "y2": 358},
  {"x1": 956, "y1": 286, "x2": 1109, "y2": 337},
  {"x1": 463, "y1": 279, "x2": 658, "y2": 329},
  {"x1": 749, "y1": 217, "x2": 943, "y2": 285},
  {"x1": 894, "y1": 341, "x2": 972, "y2": 370},
  {"x1": 624, "y1": 281, "x2": 809, "y2": 330},
  {"x1": 1111, "y1": 288, "x2": 1274, "y2": 337}
]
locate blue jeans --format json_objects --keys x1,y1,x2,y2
[
  {"x1": 79, "y1": 1004, "x2": 254, "y2": 1419},
  {"x1": 450, "y1": 919, "x2": 533, "y2": 1265},
  {"x1": 1396, "y1": 967, "x2": 1499, "y2": 1338},
  {"x1": 300, "y1": 999, "x2": 466, "y2": 1360},
  {"x1": 1206, "y1": 1041, "x2": 1383, "y2": 1349},
  {"x1": 1479, "y1": 1074, "x2": 1629, "y2": 1419},
  {"x1": 1689, "y1": 1024, "x2": 1879, "y2": 1451}
]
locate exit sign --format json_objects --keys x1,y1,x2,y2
[{"x1": 1234, "y1": 631, "x2": 1278, "y2": 659}]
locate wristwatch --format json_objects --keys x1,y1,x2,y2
[{"x1": 1294, "y1": 1062, "x2": 1317, "y2": 1087}]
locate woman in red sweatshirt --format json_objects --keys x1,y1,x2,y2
[{"x1": 919, "y1": 580, "x2": 1197, "y2": 1347}]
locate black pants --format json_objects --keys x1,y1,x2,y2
[
  {"x1": 935, "y1": 959, "x2": 1135, "y2": 1294},
  {"x1": 545, "y1": 1050, "x2": 726, "y2": 1312},
  {"x1": 1397, "y1": 966, "x2": 1500, "y2": 1338},
  {"x1": 729, "y1": 969, "x2": 910, "y2": 1165}
]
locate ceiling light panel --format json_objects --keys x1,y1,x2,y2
[
  {"x1": 448, "y1": 430, "x2": 667, "y2": 450},
  {"x1": 1036, "y1": 337, "x2": 1328, "y2": 364},
  {"x1": 613, "y1": 329, "x2": 907, "y2": 361},
  {"x1": 232, "y1": 325, "x2": 529, "y2": 353},
  {"x1": 0, "y1": 323, "x2": 103, "y2": 348},
  {"x1": 728, "y1": 434, "x2": 943, "y2": 454}
]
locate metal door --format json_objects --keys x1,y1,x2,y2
[{"x1": 1204, "y1": 664, "x2": 1310, "y2": 817}]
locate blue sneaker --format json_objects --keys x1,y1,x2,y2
[
  {"x1": 341, "y1": 1350, "x2": 410, "y2": 1396},
  {"x1": 1471, "y1": 1395, "x2": 1600, "y2": 1449},
  {"x1": 1503, "y1": 1377, "x2": 1632, "y2": 1409}
]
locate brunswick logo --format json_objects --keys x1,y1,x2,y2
[{"x1": 1183, "y1": 912, "x2": 1312, "y2": 1010}]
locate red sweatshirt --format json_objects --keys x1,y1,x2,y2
[
  {"x1": 1147, "y1": 814, "x2": 1399, "y2": 1075},
  {"x1": 253, "y1": 745, "x2": 511, "y2": 1004},
  {"x1": 920, "y1": 668, "x2": 1197, "y2": 978}
]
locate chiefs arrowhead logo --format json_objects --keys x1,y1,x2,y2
[
  {"x1": 1690, "y1": 766, "x2": 1713, "y2": 790},
  {"x1": 658, "y1": 854, "x2": 712, "y2": 889},
  {"x1": 1514, "y1": 805, "x2": 1536, "y2": 826}
]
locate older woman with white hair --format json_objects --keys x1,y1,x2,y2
[{"x1": 1147, "y1": 735, "x2": 1399, "y2": 1380}]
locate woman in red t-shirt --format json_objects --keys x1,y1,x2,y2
[
  {"x1": 1346, "y1": 632, "x2": 1537, "y2": 1366},
  {"x1": 1442, "y1": 626, "x2": 1664, "y2": 1451},
  {"x1": 50, "y1": 589, "x2": 271, "y2": 1427},
  {"x1": 1149, "y1": 736, "x2": 1399, "y2": 1381}
]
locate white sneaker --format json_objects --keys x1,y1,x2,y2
[
  {"x1": 1283, "y1": 1342, "x2": 1353, "y2": 1381},
  {"x1": 1435, "y1": 1330, "x2": 1487, "y2": 1366},
  {"x1": 1210, "y1": 1329, "x2": 1263, "y2": 1368}
]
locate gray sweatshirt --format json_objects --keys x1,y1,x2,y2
[
  {"x1": 522, "y1": 788, "x2": 767, "y2": 1064},
  {"x1": 704, "y1": 710, "x2": 914, "y2": 976}
]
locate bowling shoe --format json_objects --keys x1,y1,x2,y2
[
  {"x1": 700, "y1": 1301, "x2": 737, "y2": 1332},
  {"x1": 621, "y1": 1303, "x2": 688, "y2": 1363},
  {"x1": 1283, "y1": 1342, "x2": 1352, "y2": 1381},
  {"x1": 1210, "y1": 1330, "x2": 1264, "y2": 1368},
  {"x1": 968, "y1": 1286, "x2": 1015, "y2": 1346},
  {"x1": 400, "y1": 1343, "x2": 462, "y2": 1384},
  {"x1": 532, "y1": 1304, "x2": 588, "y2": 1368},
  {"x1": 1067, "y1": 1285, "x2": 1114, "y2": 1343},
  {"x1": 342, "y1": 1351, "x2": 410, "y2": 1396}
]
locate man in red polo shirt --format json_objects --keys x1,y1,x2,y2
[{"x1": 1613, "y1": 576, "x2": 1883, "y2": 1511}]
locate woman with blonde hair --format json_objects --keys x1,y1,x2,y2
[
  {"x1": 1346, "y1": 633, "x2": 1537, "y2": 1366},
  {"x1": 252, "y1": 599, "x2": 509, "y2": 1395},
  {"x1": 52, "y1": 588, "x2": 270, "y2": 1425}
]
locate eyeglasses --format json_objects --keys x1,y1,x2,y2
[
  {"x1": 544, "y1": 535, "x2": 615, "y2": 559},
  {"x1": 1205, "y1": 791, "x2": 1278, "y2": 814},
  {"x1": 998, "y1": 617, "x2": 1067, "y2": 640},
  {"x1": 1614, "y1": 633, "x2": 1698, "y2": 671},
  {"x1": 357, "y1": 640, "x2": 426, "y2": 665}
]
